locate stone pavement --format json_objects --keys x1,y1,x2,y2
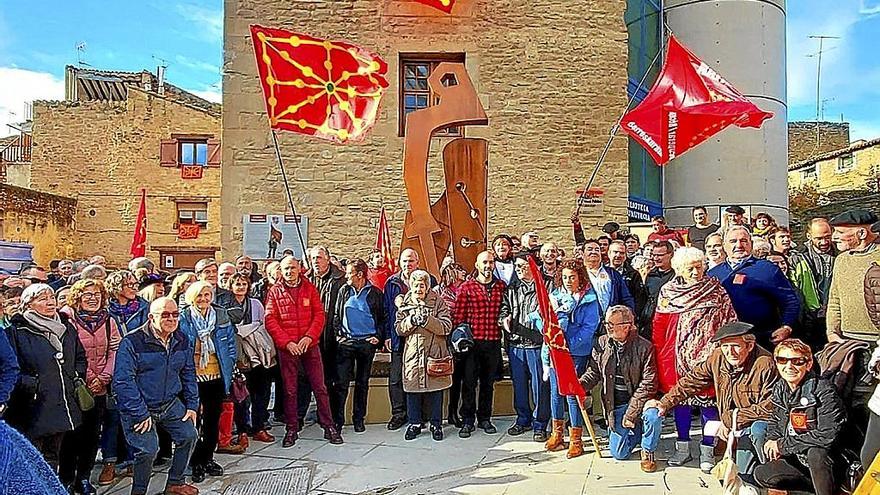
[{"x1": 96, "y1": 416, "x2": 725, "y2": 495}]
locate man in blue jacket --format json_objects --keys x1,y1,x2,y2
[
  {"x1": 0, "y1": 329, "x2": 18, "y2": 418},
  {"x1": 708, "y1": 226, "x2": 800, "y2": 350},
  {"x1": 113, "y1": 297, "x2": 199, "y2": 495},
  {"x1": 583, "y1": 239, "x2": 635, "y2": 314}
]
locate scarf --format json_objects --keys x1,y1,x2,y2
[
  {"x1": 189, "y1": 305, "x2": 217, "y2": 369},
  {"x1": 22, "y1": 309, "x2": 67, "y2": 354},
  {"x1": 109, "y1": 298, "x2": 141, "y2": 322},
  {"x1": 655, "y1": 276, "x2": 737, "y2": 378},
  {"x1": 75, "y1": 308, "x2": 109, "y2": 333},
  {"x1": 753, "y1": 225, "x2": 773, "y2": 238}
]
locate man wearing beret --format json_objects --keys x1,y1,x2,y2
[
  {"x1": 725, "y1": 205, "x2": 752, "y2": 233},
  {"x1": 827, "y1": 209, "x2": 880, "y2": 344},
  {"x1": 645, "y1": 322, "x2": 778, "y2": 475}
]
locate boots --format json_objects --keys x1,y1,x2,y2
[
  {"x1": 566, "y1": 427, "x2": 584, "y2": 459},
  {"x1": 545, "y1": 419, "x2": 567, "y2": 452},
  {"x1": 216, "y1": 401, "x2": 244, "y2": 453},
  {"x1": 699, "y1": 444, "x2": 715, "y2": 473},
  {"x1": 640, "y1": 450, "x2": 657, "y2": 473},
  {"x1": 668, "y1": 441, "x2": 692, "y2": 466}
]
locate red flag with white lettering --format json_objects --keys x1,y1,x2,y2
[
  {"x1": 620, "y1": 35, "x2": 773, "y2": 165},
  {"x1": 528, "y1": 256, "x2": 584, "y2": 398}
]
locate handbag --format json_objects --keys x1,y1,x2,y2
[
  {"x1": 427, "y1": 333, "x2": 454, "y2": 377},
  {"x1": 73, "y1": 376, "x2": 95, "y2": 412},
  {"x1": 856, "y1": 449, "x2": 880, "y2": 495}
]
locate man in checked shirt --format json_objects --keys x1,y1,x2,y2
[{"x1": 453, "y1": 250, "x2": 507, "y2": 438}]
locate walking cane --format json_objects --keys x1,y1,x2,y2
[{"x1": 576, "y1": 394, "x2": 604, "y2": 459}]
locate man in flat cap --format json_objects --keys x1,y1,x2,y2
[
  {"x1": 827, "y1": 209, "x2": 880, "y2": 344},
  {"x1": 725, "y1": 206, "x2": 752, "y2": 233},
  {"x1": 645, "y1": 321, "x2": 778, "y2": 475}
]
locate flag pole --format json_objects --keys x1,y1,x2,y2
[
  {"x1": 576, "y1": 395, "x2": 604, "y2": 459},
  {"x1": 270, "y1": 129, "x2": 309, "y2": 267},
  {"x1": 574, "y1": 48, "x2": 663, "y2": 217}
]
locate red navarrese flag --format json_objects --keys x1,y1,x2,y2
[
  {"x1": 415, "y1": 0, "x2": 455, "y2": 13},
  {"x1": 130, "y1": 189, "x2": 147, "y2": 258},
  {"x1": 376, "y1": 207, "x2": 398, "y2": 273},
  {"x1": 250, "y1": 25, "x2": 389, "y2": 144},
  {"x1": 621, "y1": 35, "x2": 774, "y2": 165},
  {"x1": 528, "y1": 256, "x2": 585, "y2": 398}
]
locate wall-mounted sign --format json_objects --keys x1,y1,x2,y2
[
  {"x1": 242, "y1": 214, "x2": 309, "y2": 261},
  {"x1": 575, "y1": 188, "x2": 604, "y2": 216},
  {"x1": 628, "y1": 197, "x2": 662, "y2": 222}
]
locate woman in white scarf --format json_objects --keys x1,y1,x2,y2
[{"x1": 179, "y1": 280, "x2": 238, "y2": 483}]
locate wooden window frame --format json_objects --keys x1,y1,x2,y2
[
  {"x1": 398, "y1": 53, "x2": 466, "y2": 137},
  {"x1": 175, "y1": 201, "x2": 209, "y2": 229},
  {"x1": 178, "y1": 139, "x2": 209, "y2": 167},
  {"x1": 160, "y1": 134, "x2": 220, "y2": 168},
  {"x1": 837, "y1": 154, "x2": 854, "y2": 173}
]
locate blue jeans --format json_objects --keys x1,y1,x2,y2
[
  {"x1": 549, "y1": 355, "x2": 589, "y2": 427},
  {"x1": 508, "y1": 346, "x2": 550, "y2": 432},
  {"x1": 608, "y1": 406, "x2": 662, "y2": 460},
  {"x1": 407, "y1": 391, "x2": 443, "y2": 427},
  {"x1": 736, "y1": 420, "x2": 768, "y2": 475},
  {"x1": 123, "y1": 399, "x2": 197, "y2": 494}
]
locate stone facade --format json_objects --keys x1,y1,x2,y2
[
  {"x1": 221, "y1": 0, "x2": 629, "y2": 260},
  {"x1": 788, "y1": 121, "x2": 849, "y2": 165},
  {"x1": 29, "y1": 88, "x2": 222, "y2": 267},
  {"x1": 0, "y1": 184, "x2": 77, "y2": 265},
  {"x1": 789, "y1": 138, "x2": 880, "y2": 195}
]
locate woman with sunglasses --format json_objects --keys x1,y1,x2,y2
[
  {"x1": 753, "y1": 339, "x2": 845, "y2": 495},
  {"x1": 5, "y1": 283, "x2": 86, "y2": 473},
  {"x1": 57, "y1": 279, "x2": 122, "y2": 493},
  {"x1": 105, "y1": 271, "x2": 150, "y2": 335}
]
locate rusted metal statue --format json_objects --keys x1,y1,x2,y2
[{"x1": 401, "y1": 62, "x2": 489, "y2": 277}]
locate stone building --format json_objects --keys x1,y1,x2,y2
[
  {"x1": 221, "y1": 0, "x2": 631, "y2": 260},
  {"x1": 27, "y1": 66, "x2": 222, "y2": 268},
  {"x1": 788, "y1": 121, "x2": 850, "y2": 165},
  {"x1": 0, "y1": 184, "x2": 77, "y2": 266},
  {"x1": 789, "y1": 137, "x2": 880, "y2": 195}
]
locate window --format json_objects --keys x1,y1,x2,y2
[
  {"x1": 180, "y1": 140, "x2": 208, "y2": 166},
  {"x1": 398, "y1": 53, "x2": 466, "y2": 137},
  {"x1": 176, "y1": 202, "x2": 208, "y2": 228},
  {"x1": 802, "y1": 165, "x2": 817, "y2": 181},
  {"x1": 837, "y1": 154, "x2": 854, "y2": 173}
]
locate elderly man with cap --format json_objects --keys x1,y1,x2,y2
[
  {"x1": 708, "y1": 226, "x2": 800, "y2": 350},
  {"x1": 827, "y1": 209, "x2": 880, "y2": 344},
  {"x1": 724, "y1": 205, "x2": 752, "y2": 232},
  {"x1": 645, "y1": 321, "x2": 778, "y2": 475}
]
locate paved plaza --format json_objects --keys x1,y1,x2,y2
[{"x1": 97, "y1": 416, "x2": 719, "y2": 495}]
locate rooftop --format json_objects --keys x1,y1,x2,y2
[{"x1": 789, "y1": 136, "x2": 880, "y2": 171}]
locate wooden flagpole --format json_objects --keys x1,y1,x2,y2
[
  {"x1": 576, "y1": 395, "x2": 604, "y2": 459},
  {"x1": 270, "y1": 129, "x2": 309, "y2": 268}
]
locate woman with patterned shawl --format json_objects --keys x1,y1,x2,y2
[{"x1": 652, "y1": 246, "x2": 737, "y2": 473}]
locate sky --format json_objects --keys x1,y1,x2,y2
[{"x1": 0, "y1": 0, "x2": 878, "y2": 140}]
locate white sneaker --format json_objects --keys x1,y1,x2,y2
[
  {"x1": 668, "y1": 440, "x2": 692, "y2": 466},
  {"x1": 699, "y1": 444, "x2": 715, "y2": 473}
]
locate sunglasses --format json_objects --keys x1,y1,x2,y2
[{"x1": 775, "y1": 356, "x2": 810, "y2": 367}]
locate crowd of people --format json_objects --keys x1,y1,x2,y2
[{"x1": 1, "y1": 204, "x2": 879, "y2": 495}]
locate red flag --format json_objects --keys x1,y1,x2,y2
[
  {"x1": 528, "y1": 256, "x2": 585, "y2": 398},
  {"x1": 250, "y1": 25, "x2": 389, "y2": 143},
  {"x1": 620, "y1": 35, "x2": 773, "y2": 165},
  {"x1": 177, "y1": 223, "x2": 200, "y2": 240},
  {"x1": 415, "y1": 0, "x2": 455, "y2": 13},
  {"x1": 376, "y1": 207, "x2": 398, "y2": 273},
  {"x1": 130, "y1": 189, "x2": 147, "y2": 258}
]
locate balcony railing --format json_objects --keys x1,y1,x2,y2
[{"x1": 0, "y1": 134, "x2": 32, "y2": 163}]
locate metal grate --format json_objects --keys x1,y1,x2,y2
[{"x1": 222, "y1": 466, "x2": 311, "y2": 495}]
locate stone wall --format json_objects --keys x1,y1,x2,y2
[
  {"x1": 29, "y1": 89, "x2": 222, "y2": 267},
  {"x1": 788, "y1": 121, "x2": 849, "y2": 165},
  {"x1": 221, "y1": 0, "x2": 630, "y2": 260},
  {"x1": 0, "y1": 184, "x2": 77, "y2": 265}
]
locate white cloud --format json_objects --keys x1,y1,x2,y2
[
  {"x1": 191, "y1": 89, "x2": 221, "y2": 103},
  {"x1": 861, "y1": 0, "x2": 880, "y2": 15},
  {"x1": 175, "y1": 4, "x2": 223, "y2": 43},
  {"x1": 174, "y1": 54, "x2": 220, "y2": 75},
  {"x1": 0, "y1": 67, "x2": 64, "y2": 137}
]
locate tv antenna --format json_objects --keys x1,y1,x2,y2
[{"x1": 75, "y1": 41, "x2": 90, "y2": 66}]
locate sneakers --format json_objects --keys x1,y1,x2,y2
[
  {"x1": 458, "y1": 424, "x2": 475, "y2": 438},
  {"x1": 668, "y1": 441, "x2": 692, "y2": 466},
  {"x1": 507, "y1": 424, "x2": 528, "y2": 436},
  {"x1": 353, "y1": 420, "x2": 366, "y2": 433},
  {"x1": 640, "y1": 451, "x2": 657, "y2": 473},
  {"x1": 404, "y1": 424, "x2": 422, "y2": 440},
  {"x1": 98, "y1": 462, "x2": 116, "y2": 486},
  {"x1": 204, "y1": 461, "x2": 223, "y2": 477},
  {"x1": 164, "y1": 483, "x2": 199, "y2": 495},
  {"x1": 430, "y1": 425, "x2": 443, "y2": 441},
  {"x1": 282, "y1": 430, "x2": 298, "y2": 448},
  {"x1": 699, "y1": 444, "x2": 715, "y2": 473},
  {"x1": 478, "y1": 421, "x2": 497, "y2": 434},
  {"x1": 387, "y1": 416, "x2": 407, "y2": 431},
  {"x1": 251, "y1": 430, "x2": 275, "y2": 443},
  {"x1": 325, "y1": 427, "x2": 344, "y2": 445}
]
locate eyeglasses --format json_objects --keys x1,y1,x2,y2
[
  {"x1": 607, "y1": 320, "x2": 634, "y2": 327},
  {"x1": 775, "y1": 356, "x2": 810, "y2": 367},
  {"x1": 80, "y1": 292, "x2": 101, "y2": 301},
  {"x1": 153, "y1": 311, "x2": 180, "y2": 319},
  {"x1": 124, "y1": 282, "x2": 139, "y2": 289}
]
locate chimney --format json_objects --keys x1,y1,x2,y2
[{"x1": 157, "y1": 66, "x2": 166, "y2": 95}]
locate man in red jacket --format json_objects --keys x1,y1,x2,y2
[{"x1": 265, "y1": 256, "x2": 343, "y2": 448}]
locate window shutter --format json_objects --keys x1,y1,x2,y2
[
  {"x1": 160, "y1": 139, "x2": 178, "y2": 167},
  {"x1": 207, "y1": 138, "x2": 221, "y2": 167}
]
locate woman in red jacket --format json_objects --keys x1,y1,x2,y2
[{"x1": 653, "y1": 247, "x2": 736, "y2": 472}]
